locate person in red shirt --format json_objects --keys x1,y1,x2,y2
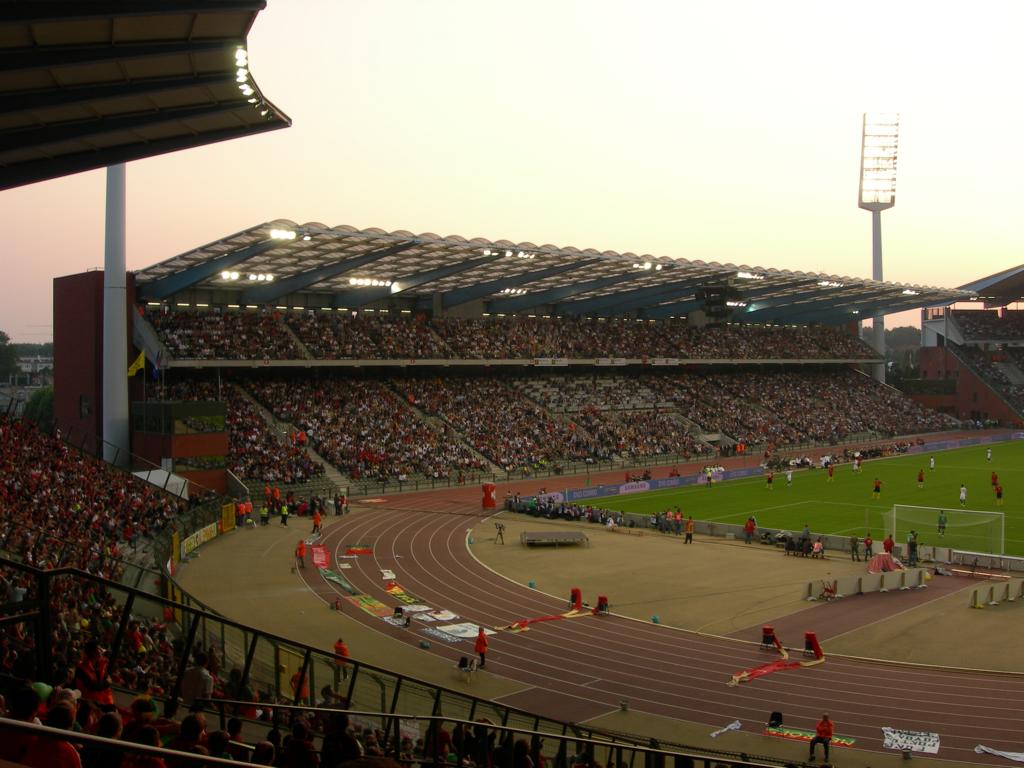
[
  {"x1": 826, "y1": 463, "x2": 834, "y2": 483},
  {"x1": 872, "y1": 478, "x2": 882, "y2": 499},
  {"x1": 917, "y1": 469, "x2": 924, "y2": 489},
  {"x1": 743, "y1": 517, "x2": 756, "y2": 544},
  {"x1": 295, "y1": 540, "x2": 306, "y2": 569},
  {"x1": 883, "y1": 534, "x2": 894, "y2": 554},
  {"x1": 808, "y1": 713, "x2": 834, "y2": 762},
  {"x1": 996, "y1": 484, "x2": 1004, "y2": 506},
  {"x1": 765, "y1": 472, "x2": 774, "y2": 491},
  {"x1": 21, "y1": 702, "x2": 82, "y2": 768},
  {"x1": 864, "y1": 532, "x2": 874, "y2": 558},
  {"x1": 333, "y1": 637, "x2": 350, "y2": 682},
  {"x1": 74, "y1": 640, "x2": 114, "y2": 708},
  {"x1": 992, "y1": 471, "x2": 999, "y2": 488},
  {"x1": 474, "y1": 627, "x2": 489, "y2": 669},
  {"x1": 312, "y1": 509, "x2": 322, "y2": 535}
]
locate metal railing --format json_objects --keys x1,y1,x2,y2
[{"x1": 0, "y1": 557, "x2": 802, "y2": 768}]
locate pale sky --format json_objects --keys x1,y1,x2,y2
[{"x1": 3, "y1": 0, "x2": 1023, "y2": 342}]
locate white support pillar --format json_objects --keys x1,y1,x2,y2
[
  {"x1": 102, "y1": 164, "x2": 130, "y2": 466},
  {"x1": 871, "y1": 209, "x2": 886, "y2": 383}
]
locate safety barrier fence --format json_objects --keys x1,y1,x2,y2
[
  {"x1": 0, "y1": 716, "x2": 240, "y2": 766},
  {"x1": 969, "y1": 579, "x2": 1024, "y2": 608},
  {"x1": 196, "y1": 698, "x2": 784, "y2": 768},
  {"x1": 0, "y1": 556, "x2": 803, "y2": 768},
  {"x1": 803, "y1": 569, "x2": 929, "y2": 600}
]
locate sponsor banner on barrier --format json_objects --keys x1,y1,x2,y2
[
  {"x1": 882, "y1": 728, "x2": 940, "y2": 754},
  {"x1": 649, "y1": 358, "x2": 680, "y2": 366},
  {"x1": 595, "y1": 358, "x2": 627, "y2": 366},
  {"x1": 437, "y1": 623, "x2": 496, "y2": 639},
  {"x1": 221, "y1": 503, "x2": 236, "y2": 533},
  {"x1": 311, "y1": 545, "x2": 329, "y2": 568},
  {"x1": 343, "y1": 594, "x2": 392, "y2": 617},
  {"x1": 534, "y1": 358, "x2": 569, "y2": 367},
  {"x1": 620, "y1": 481, "x2": 651, "y2": 495},
  {"x1": 180, "y1": 522, "x2": 218, "y2": 559},
  {"x1": 1015, "y1": 432, "x2": 1024, "y2": 441}
]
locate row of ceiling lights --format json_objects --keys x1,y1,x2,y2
[{"x1": 220, "y1": 271, "x2": 275, "y2": 282}]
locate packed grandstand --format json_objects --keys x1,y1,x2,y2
[{"x1": 129, "y1": 310, "x2": 968, "y2": 485}]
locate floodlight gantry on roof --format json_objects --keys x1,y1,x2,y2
[{"x1": 134, "y1": 220, "x2": 973, "y2": 323}]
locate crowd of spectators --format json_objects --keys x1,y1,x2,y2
[
  {"x1": 244, "y1": 379, "x2": 486, "y2": 482},
  {"x1": 645, "y1": 369, "x2": 957, "y2": 446},
  {"x1": 150, "y1": 381, "x2": 325, "y2": 485},
  {"x1": 397, "y1": 377, "x2": 596, "y2": 473},
  {"x1": 286, "y1": 312, "x2": 450, "y2": 359},
  {"x1": 952, "y1": 344, "x2": 1024, "y2": 413},
  {"x1": 953, "y1": 309, "x2": 1024, "y2": 341},
  {"x1": 145, "y1": 307, "x2": 879, "y2": 362},
  {"x1": 513, "y1": 375, "x2": 711, "y2": 460},
  {"x1": 0, "y1": 415, "x2": 193, "y2": 723},
  {"x1": 145, "y1": 308, "x2": 303, "y2": 361}
]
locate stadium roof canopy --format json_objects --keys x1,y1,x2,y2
[
  {"x1": 136, "y1": 220, "x2": 975, "y2": 325},
  {"x1": 0, "y1": 0, "x2": 290, "y2": 191},
  {"x1": 959, "y1": 265, "x2": 1024, "y2": 307}
]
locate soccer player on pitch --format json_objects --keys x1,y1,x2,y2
[{"x1": 917, "y1": 469, "x2": 924, "y2": 489}]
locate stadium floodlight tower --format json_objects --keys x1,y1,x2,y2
[{"x1": 858, "y1": 112, "x2": 899, "y2": 383}]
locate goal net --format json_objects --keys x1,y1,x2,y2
[{"x1": 889, "y1": 504, "x2": 1004, "y2": 555}]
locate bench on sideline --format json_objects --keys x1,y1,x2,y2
[{"x1": 520, "y1": 531, "x2": 589, "y2": 547}]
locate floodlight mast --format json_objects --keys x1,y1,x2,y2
[{"x1": 858, "y1": 112, "x2": 899, "y2": 383}]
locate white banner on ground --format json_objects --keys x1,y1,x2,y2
[
  {"x1": 427, "y1": 610, "x2": 458, "y2": 622},
  {"x1": 381, "y1": 569, "x2": 396, "y2": 580},
  {"x1": 976, "y1": 745, "x2": 1024, "y2": 763},
  {"x1": 402, "y1": 605, "x2": 433, "y2": 613},
  {"x1": 710, "y1": 720, "x2": 741, "y2": 738},
  {"x1": 437, "y1": 623, "x2": 496, "y2": 639},
  {"x1": 883, "y1": 728, "x2": 940, "y2": 754}
]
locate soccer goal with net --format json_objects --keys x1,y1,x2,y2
[{"x1": 889, "y1": 504, "x2": 1004, "y2": 555}]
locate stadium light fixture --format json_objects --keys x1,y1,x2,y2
[
  {"x1": 269, "y1": 228, "x2": 297, "y2": 240},
  {"x1": 736, "y1": 271, "x2": 764, "y2": 281},
  {"x1": 817, "y1": 280, "x2": 844, "y2": 288},
  {"x1": 859, "y1": 112, "x2": 899, "y2": 383},
  {"x1": 901, "y1": 288, "x2": 919, "y2": 295}
]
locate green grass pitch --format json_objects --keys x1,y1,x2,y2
[{"x1": 587, "y1": 442, "x2": 1024, "y2": 555}]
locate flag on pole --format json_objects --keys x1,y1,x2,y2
[{"x1": 127, "y1": 350, "x2": 145, "y2": 377}]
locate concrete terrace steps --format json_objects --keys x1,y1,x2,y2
[{"x1": 231, "y1": 384, "x2": 344, "y2": 496}]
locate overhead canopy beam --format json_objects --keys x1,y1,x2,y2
[
  {"x1": 778, "y1": 288, "x2": 903, "y2": 322},
  {"x1": 487, "y1": 272, "x2": 639, "y2": 314},
  {"x1": 441, "y1": 260, "x2": 601, "y2": 309},
  {"x1": 740, "y1": 286, "x2": 883, "y2": 323},
  {"x1": 0, "y1": 99, "x2": 254, "y2": 155},
  {"x1": 800, "y1": 295, "x2": 934, "y2": 325},
  {"x1": 3, "y1": 1, "x2": 265, "y2": 23},
  {"x1": 639, "y1": 298, "x2": 704, "y2": 320},
  {"x1": 556, "y1": 275, "x2": 723, "y2": 316},
  {"x1": 332, "y1": 253, "x2": 501, "y2": 309},
  {"x1": 0, "y1": 119, "x2": 286, "y2": 191},
  {"x1": 243, "y1": 242, "x2": 416, "y2": 304},
  {"x1": 0, "y1": 39, "x2": 238, "y2": 74},
  {"x1": 0, "y1": 71, "x2": 238, "y2": 114},
  {"x1": 139, "y1": 239, "x2": 280, "y2": 300}
]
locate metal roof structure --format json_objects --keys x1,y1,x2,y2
[
  {"x1": 135, "y1": 220, "x2": 974, "y2": 324},
  {"x1": 0, "y1": 0, "x2": 290, "y2": 191},
  {"x1": 959, "y1": 265, "x2": 1024, "y2": 307}
]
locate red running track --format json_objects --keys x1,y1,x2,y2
[{"x1": 300, "y1": 503, "x2": 1024, "y2": 764}]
